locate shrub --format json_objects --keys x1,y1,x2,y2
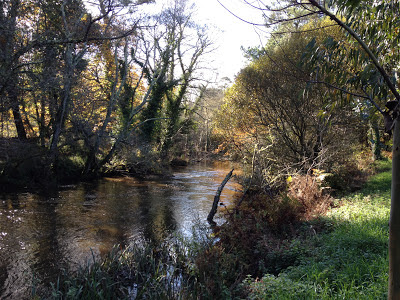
[
  {"x1": 287, "y1": 175, "x2": 333, "y2": 220},
  {"x1": 0, "y1": 138, "x2": 53, "y2": 190},
  {"x1": 189, "y1": 174, "x2": 334, "y2": 298},
  {"x1": 323, "y1": 160, "x2": 365, "y2": 193},
  {"x1": 322, "y1": 150, "x2": 382, "y2": 194},
  {"x1": 57, "y1": 155, "x2": 85, "y2": 181}
]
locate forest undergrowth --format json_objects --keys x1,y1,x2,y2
[{"x1": 38, "y1": 158, "x2": 391, "y2": 299}]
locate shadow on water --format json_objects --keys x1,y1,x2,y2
[{"x1": 0, "y1": 161, "x2": 241, "y2": 299}]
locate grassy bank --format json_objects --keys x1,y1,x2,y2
[
  {"x1": 37, "y1": 160, "x2": 391, "y2": 299},
  {"x1": 245, "y1": 160, "x2": 391, "y2": 299}
]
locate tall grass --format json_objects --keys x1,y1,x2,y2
[
  {"x1": 245, "y1": 160, "x2": 391, "y2": 299},
  {"x1": 40, "y1": 224, "x2": 213, "y2": 299}
]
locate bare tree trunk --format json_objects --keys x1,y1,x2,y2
[
  {"x1": 389, "y1": 117, "x2": 400, "y2": 299},
  {"x1": 207, "y1": 169, "x2": 234, "y2": 226},
  {"x1": 83, "y1": 40, "x2": 129, "y2": 175},
  {"x1": 369, "y1": 118, "x2": 382, "y2": 161}
]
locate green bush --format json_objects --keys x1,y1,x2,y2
[{"x1": 57, "y1": 155, "x2": 85, "y2": 181}]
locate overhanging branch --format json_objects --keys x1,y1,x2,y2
[{"x1": 307, "y1": 0, "x2": 400, "y2": 102}]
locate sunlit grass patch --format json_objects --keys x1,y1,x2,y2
[{"x1": 361, "y1": 173, "x2": 392, "y2": 198}]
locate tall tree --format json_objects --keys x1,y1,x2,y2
[
  {"x1": 57, "y1": 0, "x2": 156, "y2": 175},
  {"x1": 43, "y1": 0, "x2": 151, "y2": 173},
  {"x1": 135, "y1": 0, "x2": 212, "y2": 157}
]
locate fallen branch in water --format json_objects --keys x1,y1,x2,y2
[{"x1": 207, "y1": 169, "x2": 234, "y2": 226}]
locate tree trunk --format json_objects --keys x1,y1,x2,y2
[
  {"x1": 369, "y1": 118, "x2": 382, "y2": 161},
  {"x1": 12, "y1": 105, "x2": 27, "y2": 140},
  {"x1": 49, "y1": 43, "x2": 74, "y2": 166},
  {"x1": 389, "y1": 117, "x2": 400, "y2": 299}
]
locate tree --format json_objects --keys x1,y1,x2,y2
[
  {"x1": 0, "y1": 0, "x2": 33, "y2": 140},
  {"x1": 0, "y1": 0, "x2": 213, "y2": 186},
  {"x1": 0, "y1": 0, "x2": 155, "y2": 177},
  {"x1": 193, "y1": 87, "x2": 225, "y2": 153},
  {"x1": 214, "y1": 28, "x2": 360, "y2": 187},
  {"x1": 134, "y1": 0, "x2": 212, "y2": 158},
  {"x1": 240, "y1": 0, "x2": 400, "y2": 297}
]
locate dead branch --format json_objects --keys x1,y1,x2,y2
[{"x1": 207, "y1": 169, "x2": 234, "y2": 226}]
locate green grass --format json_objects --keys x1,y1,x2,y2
[{"x1": 245, "y1": 160, "x2": 391, "y2": 299}]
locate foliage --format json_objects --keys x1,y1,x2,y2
[
  {"x1": 213, "y1": 20, "x2": 363, "y2": 188},
  {"x1": 135, "y1": 2, "x2": 211, "y2": 158},
  {"x1": 0, "y1": 0, "x2": 212, "y2": 188},
  {"x1": 287, "y1": 175, "x2": 333, "y2": 219},
  {"x1": 298, "y1": 1, "x2": 398, "y2": 160},
  {"x1": 0, "y1": 138, "x2": 53, "y2": 189},
  {"x1": 321, "y1": 150, "x2": 381, "y2": 194},
  {"x1": 186, "y1": 87, "x2": 226, "y2": 156}
]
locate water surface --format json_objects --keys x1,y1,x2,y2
[{"x1": 0, "y1": 161, "x2": 240, "y2": 299}]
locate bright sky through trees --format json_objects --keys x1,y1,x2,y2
[
  {"x1": 195, "y1": 0, "x2": 268, "y2": 81},
  {"x1": 141, "y1": 0, "x2": 268, "y2": 82}
]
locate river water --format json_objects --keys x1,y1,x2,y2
[{"x1": 0, "y1": 161, "x2": 241, "y2": 299}]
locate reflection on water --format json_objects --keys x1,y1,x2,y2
[{"x1": 0, "y1": 161, "x2": 241, "y2": 299}]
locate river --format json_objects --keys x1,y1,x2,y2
[{"x1": 0, "y1": 161, "x2": 241, "y2": 299}]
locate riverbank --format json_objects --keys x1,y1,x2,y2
[
  {"x1": 34, "y1": 159, "x2": 391, "y2": 299},
  {"x1": 0, "y1": 137, "x2": 227, "y2": 194}
]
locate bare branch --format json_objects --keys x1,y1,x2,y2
[
  {"x1": 362, "y1": 87, "x2": 385, "y2": 115},
  {"x1": 216, "y1": 0, "x2": 267, "y2": 26},
  {"x1": 309, "y1": 80, "x2": 370, "y2": 100},
  {"x1": 271, "y1": 23, "x2": 338, "y2": 35}
]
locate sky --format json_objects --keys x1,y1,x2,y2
[
  {"x1": 194, "y1": 0, "x2": 269, "y2": 82},
  {"x1": 139, "y1": 0, "x2": 270, "y2": 83}
]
